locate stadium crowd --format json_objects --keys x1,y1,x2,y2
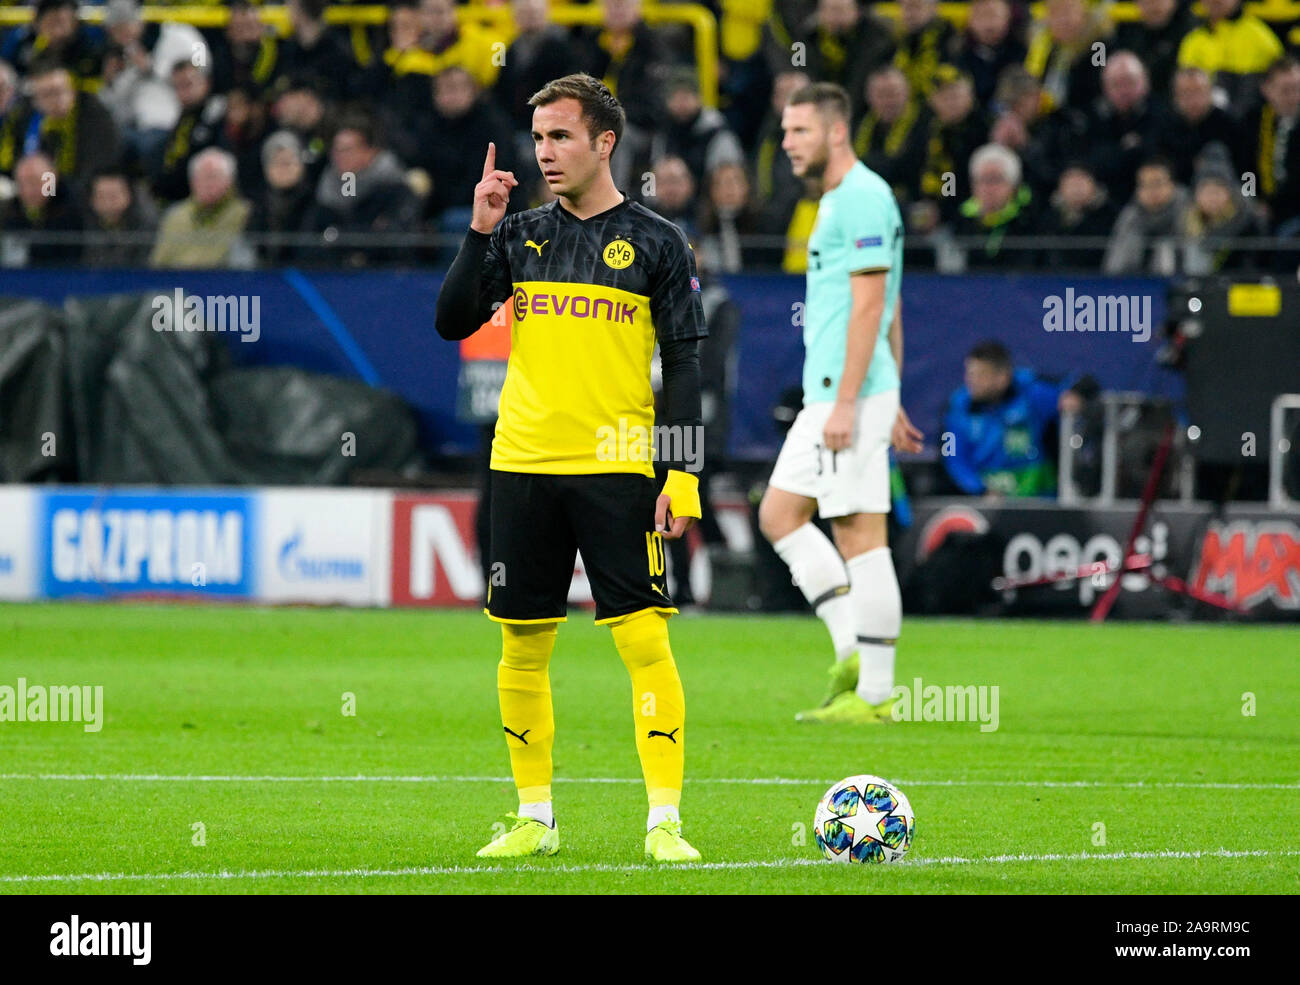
[{"x1": 0, "y1": 0, "x2": 1298, "y2": 272}]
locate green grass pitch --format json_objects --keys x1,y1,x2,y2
[{"x1": 0, "y1": 602, "x2": 1296, "y2": 894}]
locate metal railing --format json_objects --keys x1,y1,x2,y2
[
  {"x1": 1059, "y1": 394, "x2": 1194, "y2": 508},
  {"x1": 5, "y1": 229, "x2": 1300, "y2": 271},
  {"x1": 1269, "y1": 394, "x2": 1300, "y2": 509},
  {"x1": 881, "y1": 0, "x2": 1300, "y2": 26}
]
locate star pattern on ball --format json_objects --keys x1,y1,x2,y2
[{"x1": 846, "y1": 806, "x2": 889, "y2": 850}]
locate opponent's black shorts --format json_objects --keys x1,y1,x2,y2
[{"x1": 485, "y1": 471, "x2": 676, "y2": 624}]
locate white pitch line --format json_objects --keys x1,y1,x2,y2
[
  {"x1": 0, "y1": 773, "x2": 1296, "y2": 791},
  {"x1": 1, "y1": 848, "x2": 1296, "y2": 886}
]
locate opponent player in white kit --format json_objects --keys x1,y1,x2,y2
[{"x1": 758, "y1": 82, "x2": 923, "y2": 724}]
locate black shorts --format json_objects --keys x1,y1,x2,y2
[{"x1": 485, "y1": 471, "x2": 676, "y2": 624}]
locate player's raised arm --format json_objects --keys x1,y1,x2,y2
[
  {"x1": 471, "y1": 141, "x2": 518, "y2": 234},
  {"x1": 435, "y1": 142, "x2": 518, "y2": 341}
]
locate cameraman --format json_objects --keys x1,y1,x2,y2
[{"x1": 941, "y1": 340, "x2": 1095, "y2": 498}]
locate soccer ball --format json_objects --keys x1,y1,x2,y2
[{"x1": 814, "y1": 775, "x2": 915, "y2": 863}]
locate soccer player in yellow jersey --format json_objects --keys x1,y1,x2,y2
[{"x1": 435, "y1": 74, "x2": 707, "y2": 861}]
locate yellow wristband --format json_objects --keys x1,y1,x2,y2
[{"x1": 660, "y1": 469, "x2": 701, "y2": 519}]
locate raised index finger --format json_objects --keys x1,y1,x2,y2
[{"x1": 481, "y1": 142, "x2": 496, "y2": 180}]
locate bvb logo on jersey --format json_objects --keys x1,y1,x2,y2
[{"x1": 602, "y1": 238, "x2": 635, "y2": 269}]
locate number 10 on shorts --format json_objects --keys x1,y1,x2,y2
[{"x1": 646, "y1": 532, "x2": 666, "y2": 576}]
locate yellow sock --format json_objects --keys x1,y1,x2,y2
[
  {"x1": 610, "y1": 609, "x2": 684, "y2": 812},
  {"x1": 497, "y1": 622, "x2": 558, "y2": 805}
]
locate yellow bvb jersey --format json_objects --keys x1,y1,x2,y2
[{"x1": 477, "y1": 196, "x2": 707, "y2": 476}]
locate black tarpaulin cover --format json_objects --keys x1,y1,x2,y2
[{"x1": 0, "y1": 292, "x2": 423, "y2": 485}]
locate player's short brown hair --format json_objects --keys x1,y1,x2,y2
[
  {"x1": 528, "y1": 73, "x2": 626, "y2": 157},
  {"x1": 786, "y1": 81, "x2": 852, "y2": 124}
]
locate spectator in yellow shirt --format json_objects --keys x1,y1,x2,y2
[
  {"x1": 417, "y1": 0, "x2": 503, "y2": 90},
  {"x1": 1177, "y1": 0, "x2": 1283, "y2": 110}
]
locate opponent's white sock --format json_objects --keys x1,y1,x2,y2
[
  {"x1": 647, "y1": 804, "x2": 680, "y2": 832},
  {"x1": 847, "y1": 547, "x2": 902, "y2": 704},
  {"x1": 518, "y1": 800, "x2": 554, "y2": 828},
  {"x1": 773, "y1": 523, "x2": 856, "y2": 661}
]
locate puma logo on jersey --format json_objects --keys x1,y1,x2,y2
[
  {"x1": 647, "y1": 727, "x2": 679, "y2": 743},
  {"x1": 504, "y1": 726, "x2": 531, "y2": 745},
  {"x1": 525, "y1": 239, "x2": 549, "y2": 255},
  {"x1": 651, "y1": 583, "x2": 669, "y2": 598}
]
